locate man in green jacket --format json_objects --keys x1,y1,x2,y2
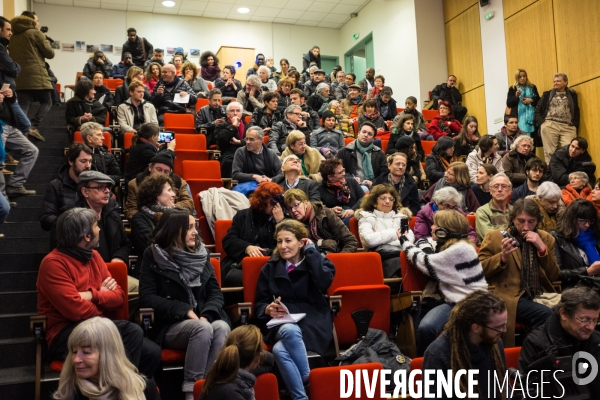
[{"x1": 476, "y1": 173, "x2": 513, "y2": 242}]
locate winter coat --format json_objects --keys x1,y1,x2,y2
[
  {"x1": 506, "y1": 84, "x2": 540, "y2": 118},
  {"x1": 214, "y1": 77, "x2": 242, "y2": 99},
  {"x1": 272, "y1": 175, "x2": 320, "y2": 202},
  {"x1": 466, "y1": 149, "x2": 504, "y2": 184},
  {"x1": 357, "y1": 209, "x2": 414, "y2": 250},
  {"x1": 249, "y1": 107, "x2": 284, "y2": 130},
  {"x1": 114, "y1": 79, "x2": 151, "y2": 107},
  {"x1": 494, "y1": 127, "x2": 523, "y2": 155},
  {"x1": 310, "y1": 126, "x2": 344, "y2": 155},
  {"x1": 535, "y1": 88, "x2": 580, "y2": 129},
  {"x1": 430, "y1": 83, "x2": 462, "y2": 107},
  {"x1": 519, "y1": 312, "x2": 600, "y2": 397},
  {"x1": 501, "y1": 150, "x2": 533, "y2": 187},
  {"x1": 301, "y1": 202, "x2": 357, "y2": 253},
  {"x1": 122, "y1": 36, "x2": 153, "y2": 67},
  {"x1": 151, "y1": 77, "x2": 197, "y2": 115},
  {"x1": 302, "y1": 50, "x2": 321, "y2": 72},
  {"x1": 0, "y1": 37, "x2": 20, "y2": 88},
  {"x1": 561, "y1": 184, "x2": 592, "y2": 206},
  {"x1": 549, "y1": 145, "x2": 596, "y2": 187},
  {"x1": 424, "y1": 154, "x2": 449, "y2": 184},
  {"x1": 93, "y1": 85, "x2": 114, "y2": 111},
  {"x1": 550, "y1": 231, "x2": 595, "y2": 289},
  {"x1": 116, "y1": 99, "x2": 158, "y2": 134},
  {"x1": 124, "y1": 141, "x2": 161, "y2": 182},
  {"x1": 268, "y1": 119, "x2": 303, "y2": 155},
  {"x1": 111, "y1": 61, "x2": 131, "y2": 79},
  {"x1": 40, "y1": 165, "x2": 79, "y2": 233},
  {"x1": 340, "y1": 96, "x2": 366, "y2": 121},
  {"x1": 195, "y1": 104, "x2": 226, "y2": 146},
  {"x1": 236, "y1": 88, "x2": 264, "y2": 116},
  {"x1": 280, "y1": 146, "x2": 324, "y2": 182},
  {"x1": 64, "y1": 96, "x2": 106, "y2": 129},
  {"x1": 254, "y1": 245, "x2": 334, "y2": 357},
  {"x1": 215, "y1": 120, "x2": 247, "y2": 160},
  {"x1": 427, "y1": 116, "x2": 462, "y2": 140},
  {"x1": 231, "y1": 145, "x2": 282, "y2": 182},
  {"x1": 9, "y1": 16, "x2": 54, "y2": 90},
  {"x1": 373, "y1": 172, "x2": 421, "y2": 217},
  {"x1": 124, "y1": 169, "x2": 193, "y2": 220},
  {"x1": 420, "y1": 179, "x2": 480, "y2": 213},
  {"x1": 318, "y1": 177, "x2": 364, "y2": 211},
  {"x1": 90, "y1": 146, "x2": 122, "y2": 185},
  {"x1": 377, "y1": 97, "x2": 398, "y2": 121},
  {"x1": 334, "y1": 82, "x2": 348, "y2": 101},
  {"x1": 475, "y1": 201, "x2": 512, "y2": 243},
  {"x1": 307, "y1": 93, "x2": 328, "y2": 116},
  {"x1": 478, "y1": 229, "x2": 559, "y2": 347},
  {"x1": 336, "y1": 140, "x2": 389, "y2": 181},
  {"x1": 131, "y1": 209, "x2": 156, "y2": 256},
  {"x1": 139, "y1": 246, "x2": 229, "y2": 346},
  {"x1": 414, "y1": 202, "x2": 479, "y2": 244},
  {"x1": 83, "y1": 58, "x2": 113, "y2": 79}
]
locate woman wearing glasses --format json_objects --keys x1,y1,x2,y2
[
  {"x1": 550, "y1": 199, "x2": 600, "y2": 290},
  {"x1": 400, "y1": 209, "x2": 487, "y2": 355},
  {"x1": 317, "y1": 158, "x2": 364, "y2": 226}
]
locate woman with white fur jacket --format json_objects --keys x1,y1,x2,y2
[
  {"x1": 356, "y1": 184, "x2": 414, "y2": 280},
  {"x1": 399, "y1": 209, "x2": 488, "y2": 355}
]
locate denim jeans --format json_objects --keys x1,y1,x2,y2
[
  {"x1": 16, "y1": 89, "x2": 52, "y2": 126},
  {"x1": 11, "y1": 101, "x2": 31, "y2": 134},
  {"x1": 516, "y1": 296, "x2": 553, "y2": 329},
  {"x1": 0, "y1": 193, "x2": 9, "y2": 223},
  {"x1": 417, "y1": 302, "x2": 453, "y2": 355},
  {"x1": 273, "y1": 323, "x2": 310, "y2": 400},
  {"x1": 163, "y1": 319, "x2": 230, "y2": 394},
  {"x1": 0, "y1": 125, "x2": 39, "y2": 190}
]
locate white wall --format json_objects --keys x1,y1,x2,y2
[
  {"x1": 15, "y1": 0, "x2": 29, "y2": 15},
  {"x1": 33, "y1": 3, "x2": 340, "y2": 89},
  {"x1": 479, "y1": 0, "x2": 508, "y2": 133}
]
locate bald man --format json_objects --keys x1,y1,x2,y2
[{"x1": 151, "y1": 63, "x2": 197, "y2": 124}]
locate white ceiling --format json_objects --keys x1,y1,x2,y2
[{"x1": 33, "y1": 0, "x2": 371, "y2": 29}]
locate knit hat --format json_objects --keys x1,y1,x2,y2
[
  {"x1": 78, "y1": 171, "x2": 114, "y2": 187},
  {"x1": 322, "y1": 110, "x2": 335, "y2": 120},
  {"x1": 150, "y1": 151, "x2": 174, "y2": 169},
  {"x1": 174, "y1": 47, "x2": 184, "y2": 55},
  {"x1": 395, "y1": 135, "x2": 415, "y2": 150}
]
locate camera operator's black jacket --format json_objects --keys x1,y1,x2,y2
[{"x1": 519, "y1": 312, "x2": 600, "y2": 397}]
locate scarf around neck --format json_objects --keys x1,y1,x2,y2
[
  {"x1": 517, "y1": 236, "x2": 542, "y2": 299},
  {"x1": 77, "y1": 378, "x2": 115, "y2": 400},
  {"x1": 364, "y1": 110, "x2": 380, "y2": 121},
  {"x1": 573, "y1": 229, "x2": 600, "y2": 265},
  {"x1": 355, "y1": 140, "x2": 375, "y2": 180},
  {"x1": 142, "y1": 204, "x2": 172, "y2": 223},
  {"x1": 302, "y1": 203, "x2": 322, "y2": 241},
  {"x1": 236, "y1": 369, "x2": 257, "y2": 400},
  {"x1": 325, "y1": 179, "x2": 351, "y2": 205},
  {"x1": 151, "y1": 243, "x2": 207, "y2": 309},
  {"x1": 58, "y1": 246, "x2": 93, "y2": 263}
]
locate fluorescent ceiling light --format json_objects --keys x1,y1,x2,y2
[
  {"x1": 162, "y1": 1, "x2": 176, "y2": 7},
  {"x1": 237, "y1": 7, "x2": 250, "y2": 14}
]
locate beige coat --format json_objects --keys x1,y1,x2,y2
[
  {"x1": 478, "y1": 229, "x2": 560, "y2": 347},
  {"x1": 281, "y1": 146, "x2": 323, "y2": 182}
]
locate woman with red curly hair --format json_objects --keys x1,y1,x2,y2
[
  {"x1": 221, "y1": 182, "x2": 286, "y2": 301},
  {"x1": 427, "y1": 100, "x2": 463, "y2": 141}
]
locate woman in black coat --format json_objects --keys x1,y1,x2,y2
[
  {"x1": 139, "y1": 208, "x2": 231, "y2": 400},
  {"x1": 221, "y1": 182, "x2": 285, "y2": 291},
  {"x1": 124, "y1": 122, "x2": 175, "y2": 181},
  {"x1": 317, "y1": 158, "x2": 365, "y2": 226},
  {"x1": 65, "y1": 79, "x2": 107, "y2": 130},
  {"x1": 254, "y1": 219, "x2": 335, "y2": 400},
  {"x1": 425, "y1": 136, "x2": 456, "y2": 185},
  {"x1": 131, "y1": 174, "x2": 175, "y2": 256},
  {"x1": 551, "y1": 199, "x2": 600, "y2": 290}
]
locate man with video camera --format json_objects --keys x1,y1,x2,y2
[{"x1": 519, "y1": 287, "x2": 600, "y2": 398}]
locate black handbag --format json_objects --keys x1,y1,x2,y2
[{"x1": 576, "y1": 275, "x2": 600, "y2": 293}]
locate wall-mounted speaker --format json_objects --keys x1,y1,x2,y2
[{"x1": 480, "y1": 0, "x2": 490, "y2": 6}]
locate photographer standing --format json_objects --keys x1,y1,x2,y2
[{"x1": 9, "y1": 11, "x2": 54, "y2": 140}]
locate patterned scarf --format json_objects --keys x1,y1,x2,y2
[
  {"x1": 517, "y1": 85, "x2": 535, "y2": 134},
  {"x1": 151, "y1": 243, "x2": 207, "y2": 309},
  {"x1": 532, "y1": 197, "x2": 558, "y2": 231},
  {"x1": 302, "y1": 203, "x2": 322, "y2": 241},
  {"x1": 517, "y1": 237, "x2": 542, "y2": 299},
  {"x1": 141, "y1": 204, "x2": 172, "y2": 223},
  {"x1": 325, "y1": 179, "x2": 351, "y2": 204},
  {"x1": 439, "y1": 155, "x2": 456, "y2": 171},
  {"x1": 388, "y1": 173, "x2": 405, "y2": 195},
  {"x1": 364, "y1": 110, "x2": 381, "y2": 121},
  {"x1": 355, "y1": 140, "x2": 375, "y2": 180},
  {"x1": 480, "y1": 151, "x2": 494, "y2": 165}
]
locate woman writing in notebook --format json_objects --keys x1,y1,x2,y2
[{"x1": 254, "y1": 219, "x2": 335, "y2": 400}]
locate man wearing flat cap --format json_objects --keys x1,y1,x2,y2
[
  {"x1": 303, "y1": 67, "x2": 327, "y2": 98},
  {"x1": 124, "y1": 151, "x2": 194, "y2": 220}
]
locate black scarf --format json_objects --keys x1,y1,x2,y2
[
  {"x1": 242, "y1": 144, "x2": 273, "y2": 177},
  {"x1": 58, "y1": 246, "x2": 93, "y2": 263}
]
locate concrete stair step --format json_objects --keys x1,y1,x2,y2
[
  {"x1": 0, "y1": 337, "x2": 36, "y2": 369},
  {"x1": 0, "y1": 253, "x2": 46, "y2": 272},
  {"x1": 0, "y1": 313, "x2": 37, "y2": 340},
  {"x1": 0, "y1": 291, "x2": 37, "y2": 314},
  {"x1": 0, "y1": 272, "x2": 38, "y2": 292}
]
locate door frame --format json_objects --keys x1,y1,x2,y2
[{"x1": 344, "y1": 32, "x2": 374, "y2": 74}]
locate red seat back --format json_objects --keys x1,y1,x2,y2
[
  {"x1": 400, "y1": 250, "x2": 429, "y2": 292},
  {"x1": 214, "y1": 219, "x2": 233, "y2": 260},
  {"x1": 173, "y1": 150, "x2": 209, "y2": 176},
  {"x1": 182, "y1": 160, "x2": 222, "y2": 180},
  {"x1": 106, "y1": 261, "x2": 129, "y2": 320},
  {"x1": 348, "y1": 217, "x2": 362, "y2": 248},
  {"x1": 327, "y1": 253, "x2": 384, "y2": 290},
  {"x1": 210, "y1": 258, "x2": 221, "y2": 286},
  {"x1": 421, "y1": 140, "x2": 435, "y2": 156},
  {"x1": 505, "y1": 346, "x2": 521, "y2": 369},
  {"x1": 73, "y1": 131, "x2": 112, "y2": 151},
  {"x1": 193, "y1": 194, "x2": 215, "y2": 245},
  {"x1": 175, "y1": 133, "x2": 207, "y2": 150},
  {"x1": 242, "y1": 256, "x2": 270, "y2": 304},
  {"x1": 422, "y1": 110, "x2": 437, "y2": 124},
  {"x1": 123, "y1": 132, "x2": 134, "y2": 148},
  {"x1": 195, "y1": 98, "x2": 210, "y2": 112},
  {"x1": 164, "y1": 113, "x2": 196, "y2": 134},
  {"x1": 104, "y1": 78, "x2": 123, "y2": 91},
  {"x1": 466, "y1": 214, "x2": 476, "y2": 230}
]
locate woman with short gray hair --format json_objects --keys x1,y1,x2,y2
[
  {"x1": 257, "y1": 65, "x2": 277, "y2": 92},
  {"x1": 562, "y1": 171, "x2": 592, "y2": 206},
  {"x1": 414, "y1": 186, "x2": 479, "y2": 243},
  {"x1": 528, "y1": 181, "x2": 565, "y2": 231},
  {"x1": 79, "y1": 121, "x2": 123, "y2": 184},
  {"x1": 307, "y1": 82, "x2": 331, "y2": 117}
]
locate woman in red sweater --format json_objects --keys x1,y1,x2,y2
[{"x1": 427, "y1": 100, "x2": 463, "y2": 140}]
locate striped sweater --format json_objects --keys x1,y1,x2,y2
[{"x1": 401, "y1": 239, "x2": 488, "y2": 303}]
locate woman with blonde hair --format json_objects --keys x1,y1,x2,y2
[
  {"x1": 506, "y1": 69, "x2": 539, "y2": 136},
  {"x1": 421, "y1": 161, "x2": 481, "y2": 213},
  {"x1": 400, "y1": 210, "x2": 487, "y2": 355},
  {"x1": 53, "y1": 317, "x2": 159, "y2": 400},
  {"x1": 200, "y1": 325, "x2": 264, "y2": 400}
]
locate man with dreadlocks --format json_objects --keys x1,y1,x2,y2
[
  {"x1": 478, "y1": 198, "x2": 560, "y2": 348},
  {"x1": 422, "y1": 291, "x2": 509, "y2": 400}
]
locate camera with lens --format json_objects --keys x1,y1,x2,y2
[{"x1": 40, "y1": 26, "x2": 54, "y2": 43}]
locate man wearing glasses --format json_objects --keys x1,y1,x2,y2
[
  {"x1": 268, "y1": 105, "x2": 308, "y2": 155},
  {"x1": 519, "y1": 287, "x2": 600, "y2": 397},
  {"x1": 236, "y1": 75, "x2": 264, "y2": 117},
  {"x1": 475, "y1": 173, "x2": 513, "y2": 242},
  {"x1": 479, "y1": 198, "x2": 560, "y2": 348}
]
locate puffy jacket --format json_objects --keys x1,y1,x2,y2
[
  {"x1": 357, "y1": 209, "x2": 414, "y2": 250},
  {"x1": 549, "y1": 144, "x2": 596, "y2": 187},
  {"x1": 111, "y1": 61, "x2": 131, "y2": 79},
  {"x1": 40, "y1": 164, "x2": 78, "y2": 232},
  {"x1": 116, "y1": 99, "x2": 158, "y2": 134},
  {"x1": 151, "y1": 76, "x2": 197, "y2": 115},
  {"x1": 91, "y1": 146, "x2": 122, "y2": 185},
  {"x1": 466, "y1": 149, "x2": 504, "y2": 184},
  {"x1": 535, "y1": 88, "x2": 579, "y2": 129},
  {"x1": 64, "y1": 96, "x2": 107, "y2": 129},
  {"x1": 9, "y1": 15, "x2": 54, "y2": 90},
  {"x1": 83, "y1": 57, "x2": 113, "y2": 79},
  {"x1": 310, "y1": 126, "x2": 344, "y2": 155},
  {"x1": 249, "y1": 106, "x2": 283, "y2": 130},
  {"x1": 336, "y1": 140, "x2": 389, "y2": 181}
]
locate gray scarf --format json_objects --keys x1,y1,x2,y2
[
  {"x1": 236, "y1": 369, "x2": 256, "y2": 400},
  {"x1": 151, "y1": 243, "x2": 207, "y2": 309}
]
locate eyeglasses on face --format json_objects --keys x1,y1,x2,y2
[
  {"x1": 491, "y1": 184, "x2": 510, "y2": 190},
  {"x1": 483, "y1": 323, "x2": 507, "y2": 333},
  {"x1": 86, "y1": 185, "x2": 111, "y2": 192},
  {"x1": 287, "y1": 202, "x2": 304, "y2": 211},
  {"x1": 577, "y1": 218, "x2": 596, "y2": 226},
  {"x1": 378, "y1": 196, "x2": 395, "y2": 203},
  {"x1": 574, "y1": 316, "x2": 600, "y2": 326}
]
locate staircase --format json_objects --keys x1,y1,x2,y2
[{"x1": 0, "y1": 104, "x2": 70, "y2": 399}]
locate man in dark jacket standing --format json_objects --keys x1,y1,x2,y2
[
  {"x1": 9, "y1": 12, "x2": 54, "y2": 140},
  {"x1": 122, "y1": 27, "x2": 153, "y2": 68},
  {"x1": 151, "y1": 64, "x2": 197, "y2": 125},
  {"x1": 430, "y1": 75, "x2": 467, "y2": 122},
  {"x1": 195, "y1": 88, "x2": 226, "y2": 147},
  {"x1": 519, "y1": 287, "x2": 600, "y2": 398},
  {"x1": 549, "y1": 137, "x2": 595, "y2": 187},
  {"x1": 336, "y1": 121, "x2": 388, "y2": 191},
  {"x1": 535, "y1": 73, "x2": 580, "y2": 164},
  {"x1": 302, "y1": 46, "x2": 321, "y2": 73}
]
